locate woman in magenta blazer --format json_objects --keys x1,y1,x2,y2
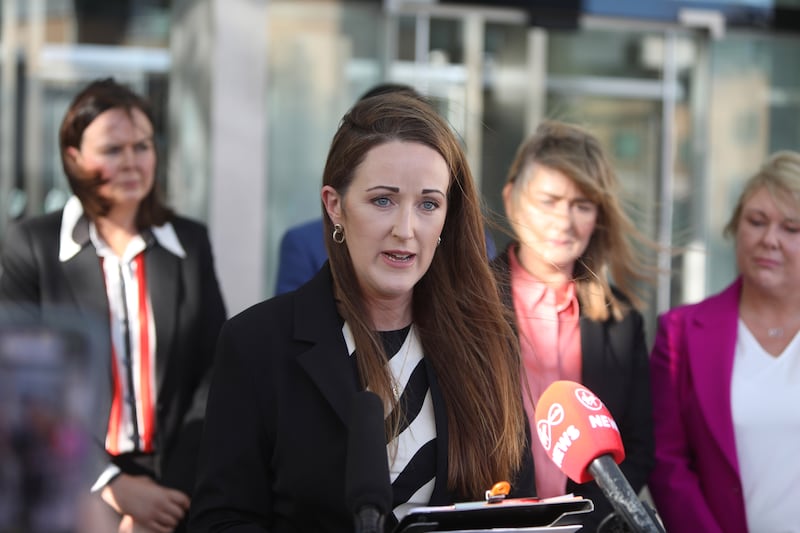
[{"x1": 649, "y1": 151, "x2": 800, "y2": 533}]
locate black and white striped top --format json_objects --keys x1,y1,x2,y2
[{"x1": 343, "y1": 323, "x2": 437, "y2": 525}]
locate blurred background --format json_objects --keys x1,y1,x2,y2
[{"x1": 0, "y1": 0, "x2": 799, "y2": 343}]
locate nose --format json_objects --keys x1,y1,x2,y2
[
  {"x1": 392, "y1": 205, "x2": 414, "y2": 240},
  {"x1": 548, "y1": 201, "x2": 573, "y2": 230},
  {"x1": 761, "y1": 223, "x2": 780, "y2": 248},
  {"x1": 120, "y1": 146, "x2": 135, "y2": 167}
]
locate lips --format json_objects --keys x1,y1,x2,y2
[
  {"x1": 117, "y1": 178, "x2": 141, "y2": 186},
  {"x1": 754, "y1": 257, "x2": 780, "y2": 268},
  {"x1": 383, "y1": 252, "x2": 414, "y2": 262}
]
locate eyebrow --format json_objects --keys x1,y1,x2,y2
[
  {"x1": 366, "y1": 186, "x2": 399, "y2": 193},
  {"x1": 366, "y1": 185, "x2": 446, "y2": 197},
  {"x1": 537, "y1": 191, "x2": 593, "y2": 202},
  {"x1": 745, "y1": 207, "x2": 800, "y2": 222},
  {"x1": 102, "y1": 134, "x2": 153, "y2": 146}
]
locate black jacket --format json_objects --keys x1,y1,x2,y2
[
  {"x1": 0, "y1": 209, "x2": 227, "y2": 498},
  {"x1": 189, "y1": 263, "x2": 535, "y2": 532}
]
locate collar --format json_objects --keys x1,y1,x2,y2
[
  {"x1": 509, "y1": 245, "x2": 578, "y2": 314},
  {"x1": 58, "y1": 195, "x2": 186, "y2": 262}
]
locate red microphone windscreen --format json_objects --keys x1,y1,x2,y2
[{"x1": 533, "y1": 380, "x2": 625, "y2": 484}]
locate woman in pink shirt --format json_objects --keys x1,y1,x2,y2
[{"x1": 491, "y1": 120, "x2": 656, "y2": 532}]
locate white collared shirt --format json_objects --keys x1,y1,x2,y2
[
  {"x1": 59, "y1": 196, "x2": 185, "y2": 489},
  {"x1": 59, "y1": 195, "x2": 186, "y2": 262}
]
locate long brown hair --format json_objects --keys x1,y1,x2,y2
[
  {"x1": 322, "y1": 93, "x2": 526, "y2": 498},
  {"x1": 59, "y1": 77, "x2": 173, "y2": 228},
  {"x1": 505, "y1": 120, "x2": 656, "y2": 321}
]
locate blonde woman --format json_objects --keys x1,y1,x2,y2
[{"x1": 650, "y1": 151, "x2": 800, "y2": 533}]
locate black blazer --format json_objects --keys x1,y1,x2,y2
[
  {"x1": 189, "y1": 263, "x2": 534, "y2": 533},
  {"x1": 492, "y1": 248, "x2": 654, "y2": 532},
  {"x1": 0, "y1": 209, "x2": 227, "y2": 496}
]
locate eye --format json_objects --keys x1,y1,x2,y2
[
  {"x1": 104, "y1": 146, "x2": 122, "y2": 155},
  {"x1": 420, "y1": 200, "x2": 439, "y2": 211},
  {"x1": 134, "y1": 141, "x2": 152, "y2": 152},
  {"x1": 536, "y1": 197, "x2": 556, "y2": 209},
  {"x1": 372, "y1": 196, "x2": 392, "y2": 208},
  {"x1": 745, "y1": 217, "x2": 765, "y2": 227},
  {"x1": 574, "y1": 201, "x2": 596, "y2": 214}
]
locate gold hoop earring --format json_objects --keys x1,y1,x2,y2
[{"x1": 332, "y1": 223, "x2": 345, "y2": 244}]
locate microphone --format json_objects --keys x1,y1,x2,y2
[
  {"x1": 534, "y1": 380, "x2": 664, "y2": 533},
  {"x1": 345, "y1": 391, "x2": 393, "y2": 533}
]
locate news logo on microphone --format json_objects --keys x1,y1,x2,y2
[{"x1": 534, "y1": 380, "x2": 625, "y2": 484}]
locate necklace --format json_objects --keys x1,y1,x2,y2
[
  {"x1": 767, "y1": 327, "x2": 784, "y2": 338},
  {"x1": 386, "y1": 325, "x2": 415, "y2": 401}
]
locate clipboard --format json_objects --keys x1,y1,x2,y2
[{"x1": 394, "y1": 495, "x2": 593, "y2": 532}]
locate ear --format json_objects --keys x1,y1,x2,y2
[
  {"x1": 321, "y1": 185, "x2": 343, "y2": 226},
  {"x1": 502, "y1": 182, "x2": 515, "y2": 218},
  {"x1": 65, "y1": 146, "x2": 82, "y2": 166}
]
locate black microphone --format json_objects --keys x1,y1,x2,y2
[
  {"x1": 345, "y1": 391, "x2": 393, "y2": 533},
  {"x1": 533, "y1": 380, "x2": 664, "y2": 533}
]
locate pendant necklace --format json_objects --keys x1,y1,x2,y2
[
  {"x1": 767, "y1": 327, "x2": 784, "y2": 338},
  {"x1": 389, "y1": 325, "x2": 414, "y2": 401}
]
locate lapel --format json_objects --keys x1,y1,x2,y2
[
  {"x1": 424, "y1": 358, "x2": 453, "y2": 505},
  {"x1": 294, "y1": 265, "x2": 359, "y2": 426},
  {"x1": 579, "y1": 316, "x2": 604, "y2": 391},
  {"x1": 60, "y1": 246, "x2": 112, "y2": 442},
  {"x1": 291, "y1": 266, "x2": 456, "y2": 502},
  {"x1": 292, "y1": 265, "x2": 458, "y2": 502},
  {"x1": 145, "y1": 244, "x2": 180, "y2": 391},
  {"x1": 62, "y1": 246, "x2": 109, "y2": 318},
  {"x1": 685, "y1": 278, "x2": 742, "y2": 474}
]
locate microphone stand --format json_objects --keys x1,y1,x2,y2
[
  {"x1": 353, "y1": 505, "x2": 385, "y2": 533},
  {"x1": 588, "y1": 456, "x2": 664, "y2": 533}
]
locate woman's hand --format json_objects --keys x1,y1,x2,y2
[{"x1": 102, "y1": 474, "x2": 190, "y2": 533}]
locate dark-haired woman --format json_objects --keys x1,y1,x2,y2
[{"x1": 0, "y1": 78, "x2": 226, "y2": 533}]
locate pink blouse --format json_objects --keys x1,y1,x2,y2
[{"x1": 509, "y1": 247, "x2": 582, "y2": 498}]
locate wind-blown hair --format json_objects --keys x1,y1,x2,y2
[
  {"x1": 725, "y1": 150, "x2": 800, "y2": 238},
  {"x1": 505, "y1": 120, "x2": 655, "y2": 321},
  {"x1": 321, "y1": 92, "x2": 526, "y2": 498},
  {"x1": 59, "y1": 77, "x2": 172, "y2": 228}
]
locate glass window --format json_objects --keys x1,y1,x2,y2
[
  {"x1": 548, "y1": 29, "x2": 665, "y2": 80},
  {"x1": 1, "y1": 1, "x2": 171, "y2": 228},
  {"x1": 705, "y1": 30, "x2": 800, "y2": 295}
]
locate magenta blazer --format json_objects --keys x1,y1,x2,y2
[{"x1": 649, "y1": 278, "x2": 749, "y2": 533}]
